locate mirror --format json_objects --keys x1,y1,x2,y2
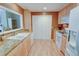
[{"x1": 0, "y1": 6, "x2": 23, "y2": 32}]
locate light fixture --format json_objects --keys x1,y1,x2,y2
[{"x1": 43, "y1": 7, "x2": 47, "y2": 10}]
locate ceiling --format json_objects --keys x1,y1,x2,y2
[{"x1": 18, "y1": 3, "x2": 69, "y2": 12}]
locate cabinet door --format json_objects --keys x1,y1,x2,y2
[
  {"x1": 60, "y1": 35, "x2": 67, "y2": 55},
  {"x1": 56, "y1": 32, "x2": 62, "y2": 49},
  {"x1": 20, "y1": 35, "x2": 31, "y2": 56},
  {"x1": 56, "y1": 36, "x2": 62, "y2": 49},
  {"x1": 7, "y1": 43, "x2": 23, "y2": 56},
  {"x1": 7, "y1": 34, "x2": 31, "y2": 56},
  {"x1": 21, "y1": 39, "x2": 28, "y2": 56},
  {"x1": 26, "y1": 35, "x2": 31, "y2": 55}
]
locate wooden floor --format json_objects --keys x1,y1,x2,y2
[{"x1": 28, "y1": 39, "x2": 63, "y2": 56}]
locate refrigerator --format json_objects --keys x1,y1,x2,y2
[{"x1": 65, "y1": 6, "x2": 79, "y2": 56}]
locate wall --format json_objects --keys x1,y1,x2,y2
[
  {"x1": 31, "y1": 12, "x2": 58, "y2": 39},
  {"x1": 0, "y1": 3, "x2": 25, "y2": 28},
  {"x1": 58, "y1": 3, "x2": 77, "y2": 24},
  {"x1": 31, "y1": 12, "x2": 58, "y2": 29},
  {"x1": 24, "y1": 9, "x2": 32, "y2": 32},
  {"x1": 32, "y1": 15, "x2": 52, "y2": 40}
]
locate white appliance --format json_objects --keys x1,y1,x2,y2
[
  {"x1": 65, "y1": 30, "x2": 78, "y2": 56},
  {"x1": 69, "y1": 6, "x2": 79, "y2": 31},
  {"x1": 56, "y1": 31, "x2": 62, "y2": 49},
  {"x1": 65, "y1": 6, "x2": 79, "y2": 56}
]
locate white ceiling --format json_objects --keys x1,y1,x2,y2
[{"x1": 18, "y1": 3, "x2": 69, "y2": 12}]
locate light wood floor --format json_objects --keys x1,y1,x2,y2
[{"x1": 28, "y1": 39, "x2": 63, "y2": 56}]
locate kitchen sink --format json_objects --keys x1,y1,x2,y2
[{"x1": 6, "y1": 32, "x2": 30, "y2": 40}]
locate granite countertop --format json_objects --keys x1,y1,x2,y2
[
  {"x1": 0, "y1": 32, "x2": 31, "y2": 56},
  {"x1": 57, "y1": 29, "x2": 69, "y2": 38},
  {"x1": 0, "y1": 39, "x2": 20, "y2": 56},
  {"x1": 57, "y1": 30, "x2": 65, "y2": 34}
]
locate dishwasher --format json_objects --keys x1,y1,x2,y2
[{"x1": 56, "y1": 31, "x2": 62, "y2": 49}]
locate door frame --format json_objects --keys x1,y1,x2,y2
[
  {"x1": 31, "y1": 12, "x2": 54, "y2": 39},
  {"x1": 31, "y1": 12, "x2": 58, "y2": 40}
]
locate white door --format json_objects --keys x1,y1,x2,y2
[{"x1": 32, "y1": 15, "x2": 52, "y2": 40}]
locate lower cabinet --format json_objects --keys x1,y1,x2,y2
[
  {"x1": 56, "y1": 31, "x2": 68, "y2": 55},
  {"x1": 7, "y1": 42, "x2": 23, "y2": 56},
  {"x1": 60, "y1": 35, "x2": 67, "y2": 55},
  {"x1": 7, "y1": 35, "x2": 31, "y2": 56},
  {"x1": 56, "y1": 31, "x2": 62, "y2": 49}
]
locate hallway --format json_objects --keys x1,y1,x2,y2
[{"x1": 28, "y1": 40, "x2": 63, "y2": 56}]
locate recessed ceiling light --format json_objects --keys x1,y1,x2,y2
[{"x1": 43, "y1": 7, "x2": 47, "y2": 10}]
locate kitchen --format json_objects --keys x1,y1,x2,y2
[{"x1": 0, "y1": 3, "x2": 79, "y2": 56}]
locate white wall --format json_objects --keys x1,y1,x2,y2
[{"x1": 32, "y1": 15, "x2": 52, "y2": 40}]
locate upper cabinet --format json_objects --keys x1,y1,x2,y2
[
  {"x1": 60, "y1": 16, "x2": 69, "y2": 24},
  {"x1": 58, "y1": 10, "x2": 70, "y2": 24},
  {"x1": 58, "y1": 4, "x2": 77, "y2": 24},
  {"x1": 69, "y1": 6, "x2": 79, "y2": 31},
  {"x1": 0, "y1": 6, "x2": 23, "y2": 33}
]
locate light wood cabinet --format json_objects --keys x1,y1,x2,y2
[
  {"x1": 60, "y1": 35, "x2": 67, "y2": 55},
  {"x1": 7, "y1": 42, "x2": 23, "y2": 56},
  {"x1": 21, "y1": 35, "x2": 31, "y2": 56},
  {"x1": 7, "y1": 35, "x2": 31, "y2": 56}
]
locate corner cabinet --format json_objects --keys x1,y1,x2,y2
[{"x1": 7, "y1": 34, "x2": 31, "y2": 56}]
